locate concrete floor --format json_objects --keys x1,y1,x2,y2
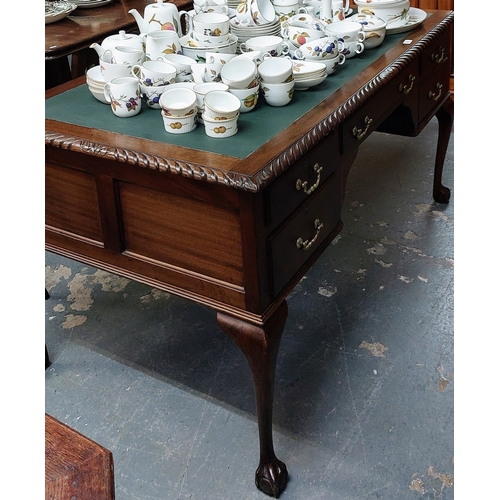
[{"x1": 45, "y1": 117, "x2": 454, "y2": 500}]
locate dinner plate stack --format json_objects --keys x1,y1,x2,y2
[
  {"x1": 291, "y1": 60, "x2": 327, "y2": 90},
  {"x1": 86, "y1": 66, "x2": 108, "y2": 103},
  {"x1": 230, "y1": 16, "x2": 282, "y2": 51},
  {"x1": 45, "y1": 1, "x2": 77, "y2": 24}
]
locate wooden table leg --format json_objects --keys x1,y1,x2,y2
[
  {"x1": 217, "y1": 301, "x2": 289, "y2": 498},
  {"x1": 433, "y1": 94, "x2": 454, "y2": 203}
]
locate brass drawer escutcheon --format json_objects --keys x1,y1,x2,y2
[
  {"x1": 429, "y1": 82, "x2": 443, "y2": 101},
  {"x1": 399, "y1": 74, "x2": 415, "y2": 95},
  {"x1": 296, "y1": 218, "x2": 324, "y2": 251},
  {"x1": 352, "y1": 116, "x2": 373, "y2": 140},
  {"x1": 295, "y1": 163, "x2": 323, "y2": 195}
]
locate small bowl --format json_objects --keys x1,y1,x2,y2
[
  {"x1": 204, "y1": 90, "x2": 241, "y2": 120},
  {"x1": 161, "y1": 111, "x2": 198, "y2": 134},
  {"x1": 159, "y1": 87, "x2": 197, "y2": 117},
  {"x1": 202, "y1": 113, "x2": 238, "y2": 138},
  {"x1": 350, "y1": 13, "x2": 387, "y2": 49}
]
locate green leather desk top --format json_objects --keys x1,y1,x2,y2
[{"x1": 46, "y1": 32, "x2": 410, "y2": 159}]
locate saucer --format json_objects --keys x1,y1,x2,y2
[
  {"x1": 386, "y1": 7, "x2": 428, "y2": 34},
  {"x1": 294, "y1": 70, "x2": 327, "y2": 90}
]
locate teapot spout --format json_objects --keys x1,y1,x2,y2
[
  {"x1": 128, "y1": 8, "x2": 149, "y2": 34},
  {"x1": 89, "y1": 43, "x2": 106, "y2": 59}
]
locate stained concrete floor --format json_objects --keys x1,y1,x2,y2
[{"x1": 45, "y1": 117, "x2": 454, "y2": 500}]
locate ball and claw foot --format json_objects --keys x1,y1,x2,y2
[
  {"x1": 433, "y1": 185, "x2": 451, "y2": 204},
  {"x1": 255, "y1": 457, "x2": 288, "y2": 498}
]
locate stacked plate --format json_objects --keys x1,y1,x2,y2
[
  {"x1": 72, "y1": 0, "x2": 114, "y2": 8},
  {"x1": 86, "y1": 66, "x2": 108, "y2": 104},
  {"x1": 291, "y1": 60, "x2": 327, "y2": 90},
  {"x1": 230, "y1": 16, "x2": 282, "y2": 50},
  {"x1": 45, "y1": 1, "x2": 77, "y2": 24}
]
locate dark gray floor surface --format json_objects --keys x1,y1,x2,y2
[{"x1": 45, "y1": 117, "x2": 454, "y2": 500}]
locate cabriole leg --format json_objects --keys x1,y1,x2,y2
[
  {"x1": 217, "y1": 301, "x2": 289, "y2": 498},
  {"x1": 433, "y1": 94, "x2": 454, "y2": 203}
]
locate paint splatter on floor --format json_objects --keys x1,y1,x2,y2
[
  {"x1": 359, "y1": 341, "x2": 388, "y2": 357},
  {"x1": 409, "y1": 466, "x2": 453, "y2": 497}
]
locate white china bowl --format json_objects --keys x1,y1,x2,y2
[
  {"x1": 161, "y1": 112, "x2": 198, "y2": 134},
  {"x1": 350, "y1": 13, "x2": 387, "y2": 49},
  {"x1": 204, "y1": 90, "x2": 241, "y2": 119},
  {"x1": 354, "y1": 0, "x2": 410, "y2": 27},
  {"x1": 220, "y1": 58, "x2": 257, "y2": 89},
  {"x1": 140, "y1": 83, "x2": 168, "y2": 109},
  {"x1": 260, "y1": 79, "x2": 295, "y2": 106},
  {"x1": 228, "y1": 84, "x2": 260, "y2": 113},
  {"x1": 258, "y1": 56, "x2": 293, "y2": 84},
  {"x1": 159, "y1": 87, "x2": 198, "y2": 117},
  {"x1": 202, "y1": 113, "x2": 239, "y2": 138}
]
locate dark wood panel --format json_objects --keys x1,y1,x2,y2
[
  {"x1": 118, "y1": 181, "x2": 245, "y2": 285},
  {"x1": 45, "y1": 163, "x2": 103, "y2": 242}
]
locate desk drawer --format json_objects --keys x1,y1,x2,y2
[
  {"x1": 420, "y1": 29, "x2": 451, "y2": 77},
  {"x1": 418, "y1": 61, "x2": 450, "y2": 122},
  {"x1": 269, "y1": 174, "x2": 342, "y2": 296},
  {"x1": 265, "y1": 134, "x2": 339, "y2": 228}
]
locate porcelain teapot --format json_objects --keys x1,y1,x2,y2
[
  {"x1": 128, "y1": 0, "x2": 190, "y2": 36},
  {"x1": 90, "y1": 30, "x2": 144, "y2": 59}
]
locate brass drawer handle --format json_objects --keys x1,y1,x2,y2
[
  {"x1": 431, "y1": 46, "x2": 445, "y2": 64},
  {"x1": 352, "y1": 116, "x2": 373, "y2": 140},
  {"x1": 399, "y1": 74, "x2": 415, "y2": 95},
  {"x1": 428, "y1": 82, "x2": 443, "y2": 101},
  {"x1": 295, "y1": 163, "x2": 323, "y2": 195},
  {"x1": 296, "y1": 218, "x2": 324, "y2": 251}
]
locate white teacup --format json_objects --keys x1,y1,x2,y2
[
  {"x1": 204, "y1": 60, "x2": 223, "y2": 82},
  {"x1": 228, "y1": 83, "x2": 260, "y2": 113},
  {"x1": 192, "y1": 12, "x2": 230, "y2": 36},
  {"x1": 103, "y1": 77, "x2": 142, "y2": 117},
  {"x1": 220, "y1": 57, "x2": 257, "y2": 89},
  {"x1": 131, "y1": 60, "x2": 177, "y2": 86},
  {"x1": 232, "y1": 50, "x2": 271, "y2": 66},
  {"x1": 158, "y1": 53, "x2": 194, "y2": 82},
  {"x1": 206, "y1": 52, "x2": 238, "y2": 65},
  {"x1": 342, "y1": 40, "x2": 364, "y2": 58},
  {"x1": 258, "y1": 56, "x2": 293, "y2": 84},
  {"x1": 324, "y1": 21, "x2": 366, "y2": 43},
  {"x1": 273, "y1": 2, "x2": 299, "y2": 23},
  {"x1": 193, "y1": 0, "x2": 229, "y2": 15},
  {"x1": 112, "y1": 46, "x2": 144, "y2": 66},
  {"x1": 260, "y1": 79, "x2": 295, "y2": 107},
  {"x1": 240, "y1": 35, "x2": 290, "y2": 57},
  {"x1": 248, "y1": 0, "x2": 276, "y2": 25},
  {"x1": 321, "y1": 52, "x2": 345, "y2": 74},
  {"x1": 99, "y1": 58, "x2": 132, "y2": 82},
  {"x1": 281, "y1": 22, "x2": 325, "y2": 48}
]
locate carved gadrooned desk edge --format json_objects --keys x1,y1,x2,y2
[{"x1": 46, "y1": 13, "x2": 453, "y2": 194}]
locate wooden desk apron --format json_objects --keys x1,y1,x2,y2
[{"x1": 46, "y1": 11, "x2": 453, "y2": 498}]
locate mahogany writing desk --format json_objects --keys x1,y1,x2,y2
[{"x1": 45, "y1": 10, "x2": 453, "y2": 497}]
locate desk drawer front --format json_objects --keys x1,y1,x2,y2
[
  {"x1": 421, "y1": 29, "x2": 451, "y2": 77},
  {"x1": 418, "y1": 61, "x2": 450, "y2": 122},
  {"x1": 266, "y1": 135, "x2": 339, "y2": 228},
  {"x1": 269, "y1": 174, "x2": 342, "y2": 296}
]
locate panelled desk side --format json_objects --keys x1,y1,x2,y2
[{"x1": 45, "y1": 11, "x2": 453, "y2": 497}]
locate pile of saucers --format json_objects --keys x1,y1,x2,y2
[
  {"x1": 291, "y1": 60, "x2": 328, "y2": 90},
  {"x1": 86, "y1": 66, "x2": 107, "y2": 103}
]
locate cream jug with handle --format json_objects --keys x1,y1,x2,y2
[{"x1": 128, "y1": 0, "x2": 190, "y2": 37}]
